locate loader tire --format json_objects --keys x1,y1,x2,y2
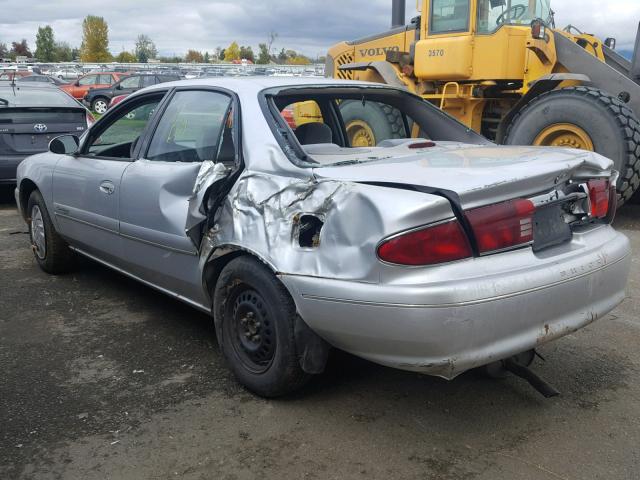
[
  {"x1": 340, "y1": 100, "x2": 405, "y2": 147},
  {"x1": 504, "y1": 86, "x2": 640, "y2": 205}
]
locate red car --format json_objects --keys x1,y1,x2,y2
[{"x1": 60, "y1": 72, "x2": 128, "y2": 100}]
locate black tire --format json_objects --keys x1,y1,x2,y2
[
  {"x1": 27, "y1": 190, "x2": 75, "y2": 274},
  {"x1": 213, "y1": 256, "x2": 310, "y2": 397},
  {"x1": 339, "y1": 100, "x2": 405, "y2": 146},
  {"x1": 91, "y1": 97, "x2": 109, "y2": 115},
  {"x1": 504, "y1": 86, "x2": 640, "y2": 204}
]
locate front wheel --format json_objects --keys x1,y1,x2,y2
[
  {"x1": 213, "y1": 256, "x2": 310, "y2": 397},
  {"x1": 91, "y1": 98, "x2": 109, "y2": 114},
  {"x1": 27, "y1": 190, "x2": 75, "y2": 274},
  {"x1": 504, "y1": 86, "x2": 640, "y2": 204}
]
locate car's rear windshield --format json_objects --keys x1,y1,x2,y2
[
  {"x1": 263, "y1": 85, "x2": 490, "y2": 168},
  {"x1": 0, "y1": 87, "x2": 78, "y2": 108}
]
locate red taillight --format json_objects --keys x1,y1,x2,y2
[
  {"x1": 377, "y1": 220, "x2": 472, "y2": 266},
  {"x1": 587, "y1": 179, "x2": 610, "y2": 219},
  {"x1": 466, "y1": 199, "x2": 535, "y2": 254},
  {"x1": 86, "y1": 111, "x2": 96, "y2": 128}
]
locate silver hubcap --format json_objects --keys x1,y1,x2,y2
[
  {"x1": 94, "y1": 101, "x2": 107, "y2": 114},
  {"x1": 31, "y1": 205, "x2": 46, "y2": 260}
]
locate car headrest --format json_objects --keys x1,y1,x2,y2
[{"x1": 294, "y1": 122, "x2": 332, "y2": 145}]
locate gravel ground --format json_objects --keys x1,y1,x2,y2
[{"x1": 1, "y1": 185, "x2": 639, "y2": 480}]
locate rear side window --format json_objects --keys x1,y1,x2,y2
[
  {"x1": 119, "y1": 76, "x2": 140, "y2": 89},
  {"x1": 430, "y1": 0, "x2": 470, "y2": 33},
  {"x1": 146, "y1": 90, "x2": 233, "y2": 163},
  {"x1": 78, "y1": 75, "x2": 98, "y2": 86},
  {"x1": 99, "y1": 74, "x2": 114, "y2": 84},
  {"x1": 142, "y1": 76, "x2": 157, "y2": 87}
]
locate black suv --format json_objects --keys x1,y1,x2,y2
[{"x1": 83, "y1": 74, "x2": 181, "y2": 114}]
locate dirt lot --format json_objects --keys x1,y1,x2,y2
[{"x1": 1, "y1": 185, "x2": 639, "y2": 480}]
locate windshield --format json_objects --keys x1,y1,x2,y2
[
  {"x1": 477, "y1": 0, "x2": 552, "y2": 34},
  {"x1": 264, "y1": 86, "x2": 489, "y2": 168}
]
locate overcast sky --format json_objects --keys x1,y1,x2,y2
[{"x1": 0, "y1": 0, "x2": 639, "y2": 58}]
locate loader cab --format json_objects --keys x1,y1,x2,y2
[{"x1": 415, "y1": 0, "x2": 553, "y2": 81}]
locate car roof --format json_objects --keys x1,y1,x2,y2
[{"x1": 140, "y1": 76, "x2": 383, "y2": 97}]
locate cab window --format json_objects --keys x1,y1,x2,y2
[{"x1": 430, "y1": 0, "x2": 470, "y2": 34}]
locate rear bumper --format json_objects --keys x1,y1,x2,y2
[
  {"x1": 280, "y1": 226, "x2": 630, "y2": 379},
  {"x1": 0, "y1": 155, "x2": 28, "y2": 184}
]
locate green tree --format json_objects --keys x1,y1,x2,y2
[
  {"x1": 204, "y1": 51, "x2": 210, "y2": 63},
  {"x1": 80, "y1": 15, "x2": 111, "y2": 62},
  {"x1": 53, "y1": 42, "x2": 73, "y2": 62},
  {"x1": 10, "y1": 39, "x2": 32, "y2": 59},
  {"x1": 224, "y1": 41, "x2": 240, "y2": 62},
  {"x1": 184, "y1": 50, "x2": 204, "y2": 63},
  {"x1": 0, "y1": 43, "x2": 8, "y2": 59},
  {"x1": 35, "y1": 25, "x2": 56, "y2": 61},
  {"x1": 135, "y1": 34, "x2": 157, "y2": 63},
  {"x1": 239, "y1": 46, "x2": 254, "y2": 63},
  {"x1": 257, "y1": 43, "x2": 270, "y2": 64},
  {"x1": 116, "y1": 50, "x2": 136, "y2": 62}
]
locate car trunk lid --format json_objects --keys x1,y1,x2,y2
[{"x1": 0, "y1": 107, "x2": 86, "y2": 156}]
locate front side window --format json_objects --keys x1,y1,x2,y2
[
  {"x1": 78, "y1": 75, "x2": 98, "y2": 86},
  {"x1": 430, "y1": 0, "x2": 470, "y2": 34},
  {"x1": 146, "y1": 90, "x2": 233, "y2": 163},
  {"x1": 85, "y1": 97, "x2": 162, "y2": 159},
  {"x1": 477, "y1": 0, "x2": 552, "y2": 33},
  {"x1": 119, "y1": 76, "x2": 140, "y2": 89}
]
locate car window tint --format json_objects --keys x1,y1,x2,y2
[
  {"x1": 86, "y1": 98, "x2": 161, "y2": 159},
  {"x1": 146, "y1": 90, "x2": 233, "y2": 163},
  {"x1": 99, "y1": 74, "x2": 114, "y2": 84},
  {"x1": 119, "y1": 76, "x2": 140, "y2": 89},
  {"x1": 78, "y1": 75, "x2": 98, "y2": 86},
  {"x1": 141, "y1": 76, "x2": 156, "y2": 87}
]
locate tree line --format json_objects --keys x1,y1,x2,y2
[{"x1": 0, "y1": 16, "x2": 317, "y2": 65}]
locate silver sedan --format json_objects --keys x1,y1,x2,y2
[{"x1": 14, "y1": 77, "x2": 630, "y2": 397}]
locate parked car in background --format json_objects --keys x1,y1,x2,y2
[
  {"x1": 83, "y1": 73, "x2": 181, "y2": 114},
  {"x1": 13, "y1": 78, "x2": 630, "y2": 398},
  {"x1": 0, "y1": 84, "x2": 92, "y2": 184},
  {"x1": 51, "y1": 68, "x2": 82, "y2": 80},
  {"x1": 0, "y1": 71, "x2": 32, "y2": 82},
  {"x1": 108, "y1": 93, "x2": 128, "y2": 110},
  {"x1": 17, "y1": 74, "x2": 68, "y2": 86},
  {"x1": 60, "y1": 72, "x2": 129, "y2": 100}
]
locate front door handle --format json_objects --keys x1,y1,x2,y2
[{"x1": 99, "y1": 180, "x2": 115, "y2": 195}]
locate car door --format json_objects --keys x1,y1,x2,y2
[
  {"x1": 52, "y1": 92, "x2": 166, "y2": 265},
  {"x1": 119, "y1": 88, "x2": 236, "y2": 306}
]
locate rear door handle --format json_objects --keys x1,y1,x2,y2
[{"x1": 99, "y1": 180, "x2": 115, "y2": 195}]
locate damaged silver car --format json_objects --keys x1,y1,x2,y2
[{"x1": 15, "y1": 78, "x2": 631, "y2": 397}]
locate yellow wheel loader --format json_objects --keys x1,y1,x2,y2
[{"x1": 325, "y1": 0, "x2": 640, "y2": 203}]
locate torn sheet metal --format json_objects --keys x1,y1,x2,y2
[{"x1": 185, "y1": 161, "x2": 230, "y2": 247}]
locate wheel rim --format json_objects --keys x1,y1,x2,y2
[
  {"x1": 533, "y1": 123, "x2": 595, "y2": 151},
  {"x1": 346, "y1": 120, "x2": 376, "y2": 147},
  {"x1": 229, "y1": 288, "x2": 275, "y2": 373},
  {"x1": 31, "y1": 205, "x2": 46, "y2": 260},
  {"x1": 94, "y1": 101, "x2": 107, "y2": 114},
  {"x1": 126, "y1": 111, "x2": 136, "y2": 120}
]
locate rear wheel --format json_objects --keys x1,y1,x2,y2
[
  {"x1": 91, "y1": 97, "x2": 109, "y2": 114},
  {"x1": 504, "y1": 86, "x2": 640, "y2": 204},
  {"x1": 213, "y1": 256, "x2": 310, "y2": 397},
  {"x1": 339, "y1": 100, "x2": 405, "y2": 147},
  {"x1": 27, "y1": 190, "x2": 75, "y2": 274}
]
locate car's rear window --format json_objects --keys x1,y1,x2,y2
[{"x1": 0, "y1": 87, "x2": 78, "y2": 107}]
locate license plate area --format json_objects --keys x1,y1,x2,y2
[{"x1": 533, "y1": 204, "x2": 572, "y2": 252}]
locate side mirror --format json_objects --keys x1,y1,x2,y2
[
  {"x1": 604, "y1": 37, "x2": 617, "y2": 50},
  {"x1": 49, "y1": 135, "x2": 80, "y2": 155}
]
